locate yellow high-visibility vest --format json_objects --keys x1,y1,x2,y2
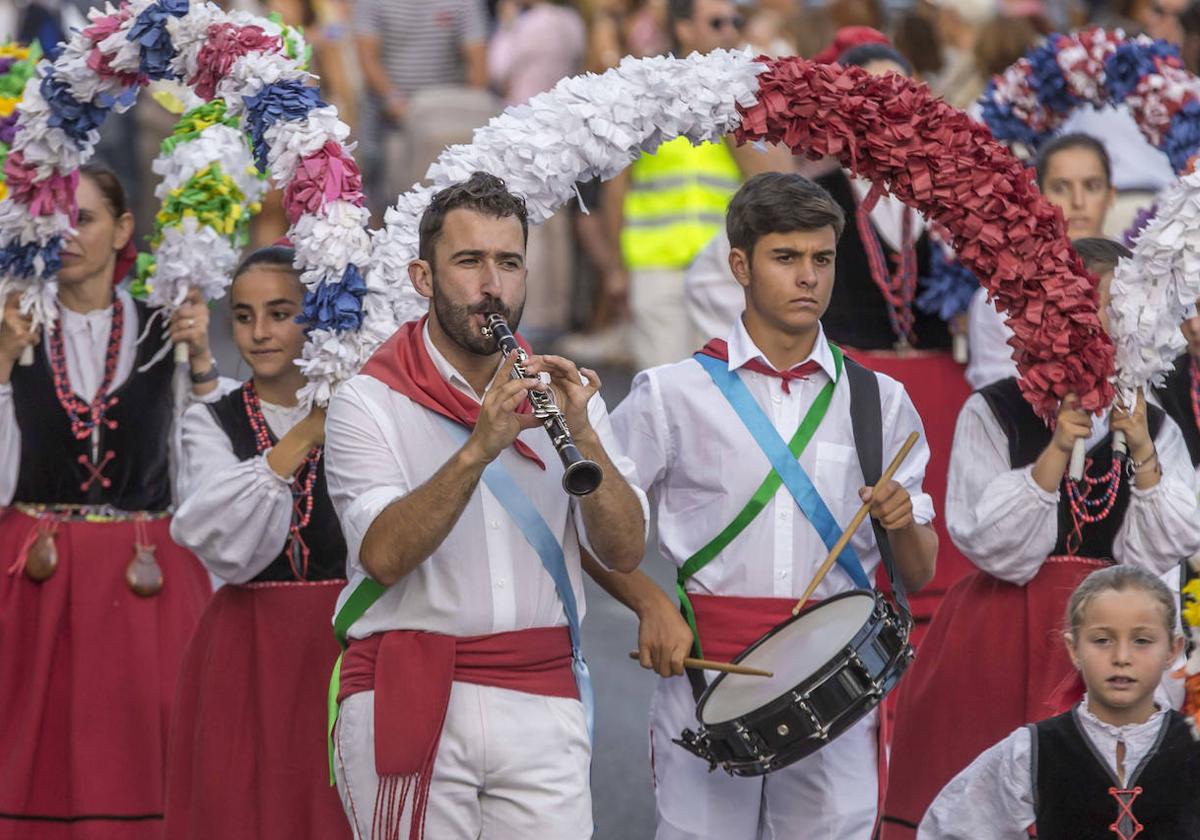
[{"x1": 621, "y1": 136, "x2": 741, "y2": 271}]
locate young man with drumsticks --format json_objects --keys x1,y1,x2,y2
[
  {"x1": 592, "y1": 171, "x2": 939, "y2": 839},
  {"x1": 322, "y1": 172, "x2": 647, "y2": 839}
]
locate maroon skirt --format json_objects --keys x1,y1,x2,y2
[
  {"x1": 0, "y1": 508, "x2": 212, "y2": 840},
  {"x1": 879, "y1": 557, "x2": 1107, "y2": 838},
  {"x1": 163, "y1": 579, "x2": 352, "y2": 840}
]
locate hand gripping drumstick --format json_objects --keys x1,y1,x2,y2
[
  {"x1": 791, "y1": 431, "x2": 921, "y2": 615},
  {"x1": 626, "y1": 651, "x2": 773, "y2": 678}
]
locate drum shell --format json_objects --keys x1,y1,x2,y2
[{"x1": 689, "y1": 590, "x2": 912, "y2": 776}]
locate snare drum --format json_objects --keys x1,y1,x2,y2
[{"x1": 675, "y1": 589, "x2": 912, "y2": 776}]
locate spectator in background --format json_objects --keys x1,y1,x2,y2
[
  {"x1": 927, "y1": 0, "x2": 996, "y2": 110},
  {"x1": 354, "y1": 0, "x2": 489, "y2": 214},
  {"x1": 489, "y1": 0, "x2": 586, "y2": 107},
  {"x1": 893, "y1": 8, "x2": 944, "y2": 81},
  {"x1": 1098, "y1": 0, "x2": 1190, "y2": 43},
  {"x1": 973, "y1": 13, "x2": 1041, "y2": 79}
]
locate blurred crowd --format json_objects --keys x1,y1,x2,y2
[{"x1": 4, "y1": 0, "x2": 1199, "y2": 359}]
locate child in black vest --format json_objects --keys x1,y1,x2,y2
[{"x1": 919, "y1": 564, "x2": 1197, "y2": 839}]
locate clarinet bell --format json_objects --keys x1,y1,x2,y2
[{"x1": 562, "y1": 453, "x2": 604, "y2": 496}]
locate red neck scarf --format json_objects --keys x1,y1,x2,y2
[
  {"x1": 697, "y1": 338, "x2": 822, "y2": 394},
  {"x1": 361, "y1": 316, "x2": 545, "y2": 469}
]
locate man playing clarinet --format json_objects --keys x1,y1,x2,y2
[{"x1": 323, "y1": 171, "x2": 647, "y2": 839}]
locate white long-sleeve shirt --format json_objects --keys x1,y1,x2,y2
[
  {"x1": 946, "y1": 391, "x2": 1200, "y2": 585},
  {"x1": 919, "y1": 699, "x2": 1175, "y2": 839},
  {"x1": 170, "y1": 397, "x2": 310, "y2": 584},
  {"x1": 611, "y1": 318, "x2": 934, "y2": 600},
  {"x1": 964, "y1": 286, "x2": 1018, "y2": 390},
  {"x1": 0, "y1": 288, "x2": 219, "y2": 507},
  {"x1": 323, "y1": 322, "x2": 648, "y2": 640}
]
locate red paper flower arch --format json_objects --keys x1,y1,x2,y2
[{"x1": 734, "y1": 58, "x2": 1115, "y2": 417}]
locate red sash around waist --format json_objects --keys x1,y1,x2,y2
[{"x1": 691, "y1": 593, "x2": 817, "y2": 663}]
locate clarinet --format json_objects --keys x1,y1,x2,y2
[{"x1": 481, "y1": 314, "x2": 604, "y2": 496}]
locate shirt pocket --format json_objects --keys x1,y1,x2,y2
[{"x1": 813, "y1": 441, "x2": 862, "y2": 523}]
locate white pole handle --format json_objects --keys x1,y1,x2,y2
[
  {"x1": 19, "y1": 345, "x2": 34, "y2": 366},
  {"x1": 173, "y1": 342, "x2": 190, "y2": 364},
  {"x1": 1112, "y1": 430, "x2": 1127, "y2": 463},
  {"x1": 952, "y1": 332, "x2": 968, "y2": 365},
  {"x1": 1068, "y1": 438, "x2": 1086, "y2": 481}
]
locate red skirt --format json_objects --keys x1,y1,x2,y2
[
  {"x1": 163, "y1": 580, "x2": 352, "y2": 840},
  {"x1": 879, "y1": 557, "x2": 1107, "y2": 838},
  {"x1": 0, "y1": 508, "x2": 212, "y2": 840}
]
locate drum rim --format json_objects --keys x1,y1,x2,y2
[{"x1": 694, "y1": 588, "x2": 881, "y2": 722}]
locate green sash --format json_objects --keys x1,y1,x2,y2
[{"x1": 677, "y1": 344, "x2": 844, "y2": 659}]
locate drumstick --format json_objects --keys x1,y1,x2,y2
[
  {"x1": 791, "y1": 431, "x2": 920, "y2": 615},
  {"x1": 626, "y1": 651, "x2": 773, "y2": 678}
]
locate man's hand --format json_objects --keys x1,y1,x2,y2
[
  {"x1": 859, "y1": 480, "x2": 914, "y2": 531},
  {"x1": 465, "y1": 351, "x2": 542, "y2": 463},
  {"x1": 520, "y1": 353, "x2": 601, "y2": 436},
  {"x1": 635, "y1": 592, "x2": 696, "y2": 678}
]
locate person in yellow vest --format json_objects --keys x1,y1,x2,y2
[{"x1": 602, "y1": 0, "x2": 791, "y2": 371}]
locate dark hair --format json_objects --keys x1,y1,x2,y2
[
  {"x1": 231, "y1": 245, "x2": 299, "y2": 282},
  {"x1": 838, "y1": 43, "x2": 913, "y2": 76},
  {"x1": 668, "y1": 0, "x2": 694, "y2": 25},
  {"x1": 727, "y1": 172, "x2": 846, "y2": 256},
  {"x1": 1072, "y1": 237, "x2": 1131, "y2": 276},
  {"x1": 79, "y1": 165, "x2": 130, "y2": 218},
  {"x1": 1035, "y1": 133, "x2": 1112, "y2": 190},
  {"x1": 1065, "y1": 564, "x2": 1177, "y2": 639},
  {"x1": 418, "y1": 172, "x2": 528, "y2": 265}
]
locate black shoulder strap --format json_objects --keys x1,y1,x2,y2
[{"x1": 844, "y1": 356, "x2": 910, "y2": 615}]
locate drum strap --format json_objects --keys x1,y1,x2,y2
[
  {"x1": 681, "y1": 345, "x2": 871, "y2": 666},
  {"x1": 844, "y1": 356, "x2": 910, "y2": 616}
]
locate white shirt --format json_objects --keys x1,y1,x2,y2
[
  {"x1": 323, "y1": 322, "x2": 648, "y2": 640},
  {"x1": 611, "y1": 318, "x2": 934, "y2": 600},
  {"x1": 919, "y1": 700, "x2": 1173, "y2": 839},
  {"x1": 965, "y1": 286, "x2": 1018, "y2": 390},
  {"x1": 171, "y1": 396, "x2": 312, "y2": 584},
  {"x1": 0, "y1": 288, "x2": 215, "y2": 507},
  {"x1": 946, "y1": 392, "x2": 1200, "y2": 585}
]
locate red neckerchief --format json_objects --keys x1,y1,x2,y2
[
  {"x1": 361, "y1": 315, "x2": 545, "y2": 469},
  {"x1": 696, "y1": 338, "x2": 822, "y2": 394}
]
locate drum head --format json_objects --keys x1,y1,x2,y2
[{"x1": 699, "y1": 592, "x2": 876, "y2": 725}]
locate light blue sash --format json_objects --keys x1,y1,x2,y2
[
  {"x1": 437, "y1": 418, "x2": 594, "y2": 741},
  {"x1": 694, "y1": 354, "x2": 870, "y2": 589}
]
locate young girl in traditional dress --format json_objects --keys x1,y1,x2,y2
[
  {"x1": 880, "y1": 238, "x2": 1200, "y2": 838},
  {"x1": 918, "y1": 565, "x2": 1198, "y2": 839},
  {"x1": 164, "y1": 245, "x2": 351, "y2": 839},
  {"x1": 0, "y1": 167, "x2": 216, "y2": 839}
]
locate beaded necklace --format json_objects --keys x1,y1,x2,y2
[
  {"x1": 48, "y1": 294, "x2": 124, "y2": 440},
  {"x1": 48, "y1": 295, "x2": 124, "y2": 492},
  {"x1": 1064, "y1": 455, "x2": 1122, "y2": 555},
  {"x1": 242, "y1": 381, "x2": 321, "y2": 580},
  {"x1": 855, "y1": 181, "x2": 919, "y2": 348}
]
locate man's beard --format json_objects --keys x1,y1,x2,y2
[{"x1": 431, "y1": 278, "x2": 525, "y2": 357}]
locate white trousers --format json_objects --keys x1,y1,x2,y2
[
  {"x1": 630, "y1": 268, "x2": 700, "y2": 371},
  {"x1": 334, "y1": 684, "x2": 593, "y2": 839},
  {"x1": 650, "y1": 674, "x2": 879, "y2": 840}
]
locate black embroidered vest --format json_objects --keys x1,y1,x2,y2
[
  {"x1": 11, "y1": 299, "x2": 174, "y2": 511},
  {"x1": 1032, "y1": 708, "x2": 1200, "y2": 840},
  {"x1": 978, "y1": 378, "x2": 1164, "y2": 559},
  {"x1": 206, "y1": 386, "x2": 346, "y2": 582},
  {"x1": 1152, "y1": 353, "x2": 1200, "y2": 469},
  {"x1": 816, "y1": 169, "x2": 950, "y2": 352}
]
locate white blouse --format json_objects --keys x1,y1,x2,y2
[
  {"x1": 945, "y1": 392, "x2": 1200, "y2": 585},
  {"x1": 171, "y1": 396, "x2": 312, "y2": 584},
  {"x1": 0, "y1": 288, "x2": 218, "y2": 507},
  {"x1": 919, "y1": 700, "x2": 1174, "y2": 839}
]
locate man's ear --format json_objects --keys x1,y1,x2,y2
[
  {"x1": 409, "y1": 260, "x2": 433, "y2": 300},
  {"x1": 728, "y1": 246, "x2": 752, "y2": 290}
]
